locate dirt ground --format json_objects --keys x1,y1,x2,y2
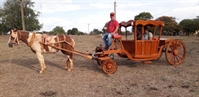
[{"x1": 0, "y1": 35, "x2": 199, "y2": 97}]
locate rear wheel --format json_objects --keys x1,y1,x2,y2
[
  {"x1": 165, "y1": 39, "x2": 186, "y2": 66},
  {"x1": 101, "y1": 59, "x2": 117, "y2": 74}
]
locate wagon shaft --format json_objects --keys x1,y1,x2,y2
[{"x1": 40, "y1": 42, "x2": 95, "y2": 60}]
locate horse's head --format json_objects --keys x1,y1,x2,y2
[{"x1": 7, "y1": 28, "x2": 20, "y2": 47}]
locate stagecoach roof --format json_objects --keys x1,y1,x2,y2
[
  {"x1": 119, "y1": 20, "x2": 164, "y2": 28},
  {"x1": 135, "y1": 20, "x2": 164, "y2": 27},
  {"x1": 119, "y1": 20, "x2": 134, "y2": 27}
]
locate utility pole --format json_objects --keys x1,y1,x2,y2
[
  {"x1": 88, "y1": 24, "x2": 90, "y2": 34},
  {"x1": 114, "y1": 1, "x2": 116, "y2": 19},
  {"x1": 20, "y1": 0, "x2": 25, "y2": 30}
]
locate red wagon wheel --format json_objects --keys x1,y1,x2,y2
[
  {"x1": 101, "y1": 59, "x2": 117, "y2": 74},
  {"x1": 165, "y1": 39, "x2": 186, "y2": 66}
]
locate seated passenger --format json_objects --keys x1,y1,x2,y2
[{"x1": 143, "y1": 26, "x2": 153, "y2": 40}]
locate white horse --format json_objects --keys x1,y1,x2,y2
[{"x1": 7, "y1": 28, "x2": 75, "y2": 73}]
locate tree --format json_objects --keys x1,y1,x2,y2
[
  {"x1": 90, "y1": 28, "x2": 103, "y2": 35},
  {"x1": 179, "y1": 19, "x2": 194, "y2": 36},
  {"x1": 192, "y1": 18, "x2": 199, "y2": 32},
  {"x1": 71, "y1": 28, "x2": 78, "y2": 35},
  {"x1": 0, "y1": 0, "x2": 42, "y2": 35},
  {"x1": 51, "y1": 26, "x2": 65, "y2": 35},
  {"x1": 77, "y1": 31, "x2": 84, "y2": 35},
  {"x1": 67, "y1": 28, "x2": 79, "y2": 35},
  {"x1": 155, "y1": 16, "x2": 179, "y2": 36},
  {"x1": 134, "y1": 12, "x2": 153, "y2": 20},
  {"x1": 67, "y1": 29, "x2": 72, "y2": 35}
]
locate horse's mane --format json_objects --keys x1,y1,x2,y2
[{"x1": 18, "y1": 30, "x2": 38, "y2": 34}]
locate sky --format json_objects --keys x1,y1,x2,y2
[{"x1": 0, "y1": 0, "x2": 199, "y2": 33}]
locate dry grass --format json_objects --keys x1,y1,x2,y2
[{"x1": 0, "y1": 35, "x2": 199, "y2": 97}]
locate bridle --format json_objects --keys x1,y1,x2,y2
[{"x1": 7, "y1": 30, "x2": 21, "y2": 45}]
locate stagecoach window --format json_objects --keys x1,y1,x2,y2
[
  {"x1": 120, "y1": 26, "x2": 134, "y2": 40},
  {"x1": 120, "y1": 27, "x2": 126, "y2": 32}
]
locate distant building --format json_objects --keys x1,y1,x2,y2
[{"x1": 197, "y1": 16, "x2": 199, "y2": 19}]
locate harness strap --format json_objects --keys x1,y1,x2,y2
[
  {"x1": 27, "y1": 32, "x2": 36, "y2": 47},
  {"x1": 40, "y1": 34, "x2": 53, "y2": 53},
  {"x1": 56, "y1": 35, "x2": 60, "y2": 47},
  {"x1": 40, "y1": 34, "x2": 74, "y2": 51},
  {"x1": 61, "y1": 34, "x2": 73, "y2": 48},
  {"x1": 16, "y1": 31, "x2": 21, "y2": 45}
]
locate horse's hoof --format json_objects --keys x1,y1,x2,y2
[
  {"x1": 67, "y1": 69, "x2": 73, "y2": 72},
  {"x1": 39, "y1": 70, "x2": 44, "y2": 73}
]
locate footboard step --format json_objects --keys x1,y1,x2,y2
[{"x1": 142, "y1": 61, "x2": 152, "y2": 64}]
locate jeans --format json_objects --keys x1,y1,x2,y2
[{"x1": 102, "y1": 33, "x2": 112, "y2": 49}]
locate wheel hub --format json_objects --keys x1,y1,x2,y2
[
  {"x1": 173, "y1": 49, "x2": 178, "y2": 55},
  {"x1": 106, "y1": 63, "x2": 112, "y2": 69}
]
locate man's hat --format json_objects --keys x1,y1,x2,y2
[{"x1": 110, "y1": 12, "x2": 115, "y2": 17}]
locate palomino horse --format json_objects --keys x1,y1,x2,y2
[{"x1": 7, "y1": 28, "x2": 75, "y2": 73}]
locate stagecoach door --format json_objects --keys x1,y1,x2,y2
[{"x1": 135, "y1": 40, "x2": 159, "y2": 58}]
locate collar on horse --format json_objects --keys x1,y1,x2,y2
[{"x1": 27, "y1": 32, "x2": 36, "y2": 47}]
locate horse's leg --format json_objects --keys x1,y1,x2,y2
[
  {"x1": 36, "y1": 52, "x2": 46, "y2": 73},
  {"x1": 64, "y1": 58, "x2": 69, "y2": 69},
  {"x1": 67, "y1": 54, "x2": 73, "y2": 72}
]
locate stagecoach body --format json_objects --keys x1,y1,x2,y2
[{"x1": 94, "y1": 20, "x2": 186, "y2": 74}]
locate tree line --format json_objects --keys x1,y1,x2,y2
[{"x1": 0, "y1": 0, "x2": 198, "y2": 36}]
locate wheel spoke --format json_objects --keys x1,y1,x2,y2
[
  {"x1": 173, "y1": 55, "x2": 176, "y2": 63},
  {"x1": 172, "y1": 41, "x2": 176, "y2": 49},
  {"x1": 168, "y1": 53, "x2": 173, "y2": 59},
  {"x1": 169, "y1": 54, "x2": 174, "y2": 63},
  {"x1": 175, "y1": 48, "x2": 185, "y2": 56},
  {"x1": 178, "y1": 50, "x2": 185, "y2": 56},
  {"x1": 170, "y1": 45, "x2": 174, "y2": 51},
  {"x1": 168, "y1": 48, "x2": 173, "y2": 53},
  {"x1": 175, "y1": 56, "x2": 179, "y2": 63},
  {"x1": 177, "y1": 45, "x2": 183, "y2": 51},
  {"x1": 178, "y1": 49, "x2": 184, "y2": 53},
  {"x1": 176, "y1": 54, "x2": 183, "y2": 60}
]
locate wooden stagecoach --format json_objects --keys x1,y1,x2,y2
[
  {"x1": 8, "y1": 19, "x2": 186, "y2": 74},
  {"x1": 36, "y1": 20, "x2": 186, "y2": 74},
  {"x1": 93, "y1": 20, "x2": 186, "y2": 74}
]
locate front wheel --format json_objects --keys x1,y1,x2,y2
[
  {"x1": 101, "y1": 59, "x2": 117, "y2": 74},
  {"x1": 165, "y1": 39, "x2": 186, "y2": 66}
]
